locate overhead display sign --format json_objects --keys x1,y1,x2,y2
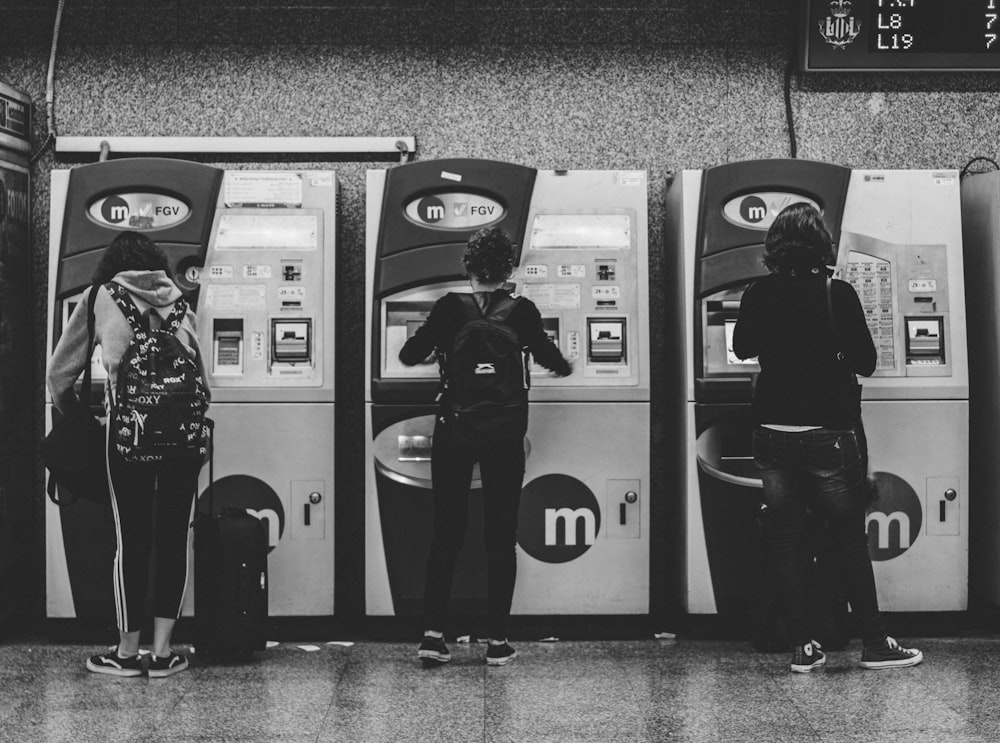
[{"x1": 802, "y1": 0, "x2": 1000, "y2": 71}]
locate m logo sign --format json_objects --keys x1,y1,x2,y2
[
  {"x1": 866, "y1": 471, "x2": 922, "y2": 562},
  {"x1": 517, "y1": 474, "x2": 601, "y2": 563}
]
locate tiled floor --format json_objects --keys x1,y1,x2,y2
[{"x1": 1, "y1": 637, "x2": 998, "y2": 742}]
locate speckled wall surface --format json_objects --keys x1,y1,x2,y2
[{"x1": 3, "y1": 0, "x2": 1000, "y2": 631}]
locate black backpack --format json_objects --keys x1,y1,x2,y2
[
  {"x1": 108, "y1": 282, "x2": 209, "y2": 463},
  {"x1": 442, "y1": 293, "x2": 528, "y2": 415}
]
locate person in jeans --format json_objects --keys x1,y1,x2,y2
[
  {"x1": 48, "y1": 231, "x2": 210, "y2": 678},
  {"x1": 733, "y1": 202, "x2": 922, "y2": 673},
  {"x1": 399, "y1": 227, "x2": 571, "y2": 666}
]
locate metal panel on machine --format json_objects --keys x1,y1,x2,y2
[
  {"x1": 366, "y1": 160, "x2": 650, "y2": 621},
  {"x1": 666, "y1": 160, "x2": 968, "y2": 620},
  {"x1": 959, "y1": 171, "x2": 1000, "y2": 608},
  {"x1": 0, "y1": 80, "x2": 31, "y2": 632},
  {"x1": 46, "y1": 161, "x2": 338, "y2": 621}
]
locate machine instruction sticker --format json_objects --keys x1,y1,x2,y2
[
  {"x1": 204, "y1": 284, "x2": 266, "y2": 310},
  {"x1": 224, "y1": 172, "x2": 303, "y2": 208},
  {"x1": 521, "y1": 283, "x2": 581, "y2": 310},
  {"x1": 244, "y1": 265, "x2": 272, "y2": 279}
]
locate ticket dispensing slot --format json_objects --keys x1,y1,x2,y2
[
  {"x1": 906, "y1": 317, "x2": 945, "y2": 365},
  {"x1": 213, "y1": 319, "x2": 244, "y2": 375},
  {"x1": 529, "y1": 317, "x2": 563, "y2": 375},
  {"x1": 272, "y1": 319, "x2": 312, "y2": 364},
  {"x1": 587, "y1": 318, "x2": 626, "y2": 364},
  {"x1": 383, "y1": 301, "x2": 437, "y2": 376}
]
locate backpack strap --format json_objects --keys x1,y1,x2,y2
[
  {"x1": 484, "y1": 293, "x2": 521, "y2": 324},
  {"x1": 456, "y1": 293, "x2": 484, "y2": 321},
  {"x1": 107, "y1": 281, "x2": 187, "y2": 337},
  {"x1": 107, "y1": 282, "x2": 151, "y2": 342}
]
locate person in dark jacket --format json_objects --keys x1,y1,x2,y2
[
  {"x1": 48, "y1": 231, "x2": 210, "y2": 678},
  {"x1": 733, "y1": 202, "x2": 922, "y2": 673},
  {"x1": 399, "y1": 226, "x2": 571, "y2": 667}
]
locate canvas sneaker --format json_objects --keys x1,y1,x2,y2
[
  {"x1": 147, "y1": 652, "x2": 189, "y2": 678},
  {"x1": 791, "y1": 640, "x2": 826, "y2": 673},
  {"x1": 417, "y1": 635, "x2": 451, "y2": 664},
  {"x1": 486, "y1": 641, "x2": 517, "y2": 667},
  {"x1": 860, "y1": 636, "x2": 923, "y2": 670},
  {"x1": 86, "y1": 647, "x2": 144, "y2": 677}
]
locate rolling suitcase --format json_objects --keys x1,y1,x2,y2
[{"x1": 193, "y1": 418, "x2": 269, "y2": 659}]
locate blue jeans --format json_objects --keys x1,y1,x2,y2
[{"x1": 752, "y1": 425, "x2": 887, "y2": 647}]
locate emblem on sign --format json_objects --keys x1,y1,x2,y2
[{"x1": 819, "y1": 0, "x2": 861, "y2": 50}]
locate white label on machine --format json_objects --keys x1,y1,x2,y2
[
  {"x1": 615, "y1": 171, "x2": 645, "y2": 187},
  {"x1": 224, "y1": 172, "x2": 303, "y2": 207},
  {"x1": 522, "y1": 283, "x2": 581, "y2": 310},
  {"x1": 243, "y1": 265, "x2": 272, "y2": 279},
  {"x1": 204, "y1": 284, "x2": 267, "y2": 310},
  {"x1": 215, "y1": 214, "x2": 318, "y2": 250},
  {"x1": 529, "y1": 215, "x2": 630, "y2": 250},
  {"x1": 558, "y1": 265, "x2": 586, "y2": 278},
  {"x1": 592, "y1": 286, "x2": 621, "y2": 300},
  {"x1": 251, "y1": 332, "x2": 265, "y2": 361},
  {"x1": 207, "y1": 265, "x2": 234, "y2": 279}
]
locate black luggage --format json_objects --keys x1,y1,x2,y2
[{"x1": 193, "y1": 418, "x2": 268, "y2": 659}]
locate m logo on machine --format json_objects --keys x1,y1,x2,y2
[
  {"x1": 517, "y1": 474, "x2": 601, "y2": 563},
  {"x1": 866, "y1": 471, "x2": 922, "y2": 562},
  {"x1": 199, "y1": 474, "x2": 285, "y2": 554},
  {"x1": 474, "y1": 363, "x2": 496, "y2": 375},
  {"x1": 722, "y1": 192, "x2": 822, "y2": 231},
  {"x1": 418, "y1": 196, "x2": 446, "y2": 224},
  {"x1": 405, "y1": 192, "x2": 505, "y2": 229},
  {"x1": 89, "y1": 192, "x2": 191, "y2": 230}
]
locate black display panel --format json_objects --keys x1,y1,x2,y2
[{"x1": 802, "y1": 0, "x2": 1000, "y2": 71}]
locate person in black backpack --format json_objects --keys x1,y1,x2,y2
[
  {"x1": 400, "y1": 226, "x2": 571, "y2": 667},
  {"x1": 48, "y1": 231, "x2": 210, "y2": 678}
]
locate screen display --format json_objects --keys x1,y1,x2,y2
[{"x1": 802, "y1": 0, "x2": 1000, "y2": 71}]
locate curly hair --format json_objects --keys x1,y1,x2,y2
[
  {"x1": 92, "y1": 230, "x2": 173, "y2": 285},
  {"x1": 462, "y1": 227, "x2": 517, "y2": 283},
  {"x1": 763, "y1": 202, "x2": 835, "y2": 273}
]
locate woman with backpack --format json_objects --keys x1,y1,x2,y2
[
  {"x1": 732, "y1": 203, "x2": 922, "y2": 673},
  {"x1": 48, "y1": 230, "x2": 210, "y2": 678},
  {"x1": 399, "y1": 226, "x2": 571, "y2": 666}
]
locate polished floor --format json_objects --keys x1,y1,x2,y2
[{"x1": 2, "y1": 636, "x2": 998, "y2": 742}]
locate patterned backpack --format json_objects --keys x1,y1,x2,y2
[{"x1": 107, "y1": 282, "x2": 209, "y2": 462}]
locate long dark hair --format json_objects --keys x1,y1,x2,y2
[
  {"x1": 763, "y1": 202, "x2": 834, "y2": 275},
  {"x1": 92, "y1": 231, "x2": 172, "y2": 285}
]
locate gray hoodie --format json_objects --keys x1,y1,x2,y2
[{"x1": 47, "y1": 270, "x2": 211, "y2": 413}]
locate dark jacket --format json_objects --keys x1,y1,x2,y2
[
  {"x1": 399, "y1": 289, "x2": 571, "y2": 378},
  {"x1": 733, "y1": 272, "x2": 876, "y2": 429}
]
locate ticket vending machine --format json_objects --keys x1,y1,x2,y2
[
  {"x1": 0, "y1": 81, "x2": 31, "y2": 631},
  {"x1": 366, "y1": 159, "x2": 649, "y2": 622},
  {"x1": 47, "y1": 159, "x2": 338, "y2": 621},
  {"x1": 666, "y1": 159, "x2": 968, "y2": 619},
  {"x1": 960, "y1": 171, "x2": 1000, "y2": 607}
]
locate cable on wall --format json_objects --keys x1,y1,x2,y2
[
  {"x1": 959, "y1": 156, "x2": 1000, "y2": 180},
  {"x1": 30, "y1": 0, "x2": 66, "y2": 165},
  {"x1": 784, "y1": 49, "x2": 798, "y2": 159}
]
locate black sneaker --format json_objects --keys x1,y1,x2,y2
[
  {"x1": 790, "y1": 640, "x2": 826, "y2": 673},
  {"x1": 86, "y1": 648, "x2": 144, "y2": 677},
  {"x1": 417, "y1": 635, "x2": 451, "y2": 664},
  {"x1": 860, "y1": 636, "x2": 923, "y2": 670},
  {"x1": 147, "y1": 652, "x2": 189, "y2": 678},
  {"x1": 486, "y1": 641, "x2": 517, "y2": 667}
]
